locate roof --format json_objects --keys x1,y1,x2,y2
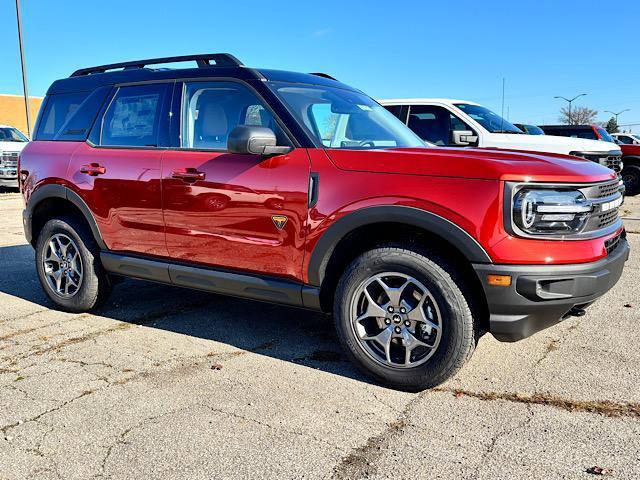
[
  {"x1": 46, "y1": 53, "x2": 356, "y2": 95},
  {"x1": 378, "y1": 98, "x2": 480, "y2": 106}
]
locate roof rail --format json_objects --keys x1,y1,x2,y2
[
  {"x1": 70, "y1": 53, "x2": 244, "y2": 77},
  {"x1": 309, "y1": 72, "x2": 338, "y2": 81}
]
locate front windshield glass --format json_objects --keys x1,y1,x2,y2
[
  {"x1": 454, "y1": 103, "x2": 522, "y2": 134},
  {"x1": 595, "y1": 127, "x2": 615, "y2": 143},
  {"x1": 0, "y1": 127, "x2": 28, "y2": 142},
  {"x1": 270, "y1": 83, "x2": 426, "y2": 149}
]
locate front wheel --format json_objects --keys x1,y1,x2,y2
[
  {"x1": 621, "y1": 164, "x2": 640, "y2": 196},
  {"x1": 35, "y1": 216, "x2": 112, "y2": 312},
  {"x1": 334, "y1": 247, "x2": 477, "y2": 391}
]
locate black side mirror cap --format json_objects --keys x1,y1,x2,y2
[{"x1": 228, "y1": 125, "x2": 292, "y2": 156}]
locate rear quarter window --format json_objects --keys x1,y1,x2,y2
[{"x1": 34, "y1": 88, "x2": 110, "y2": 142}]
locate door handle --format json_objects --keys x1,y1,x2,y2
[
  {"x1": 172, "y1": 168, "x2": 206, "y2": 183},
  {"x1": 80, "y1": 163, "x2": 107, "y2": 176}
]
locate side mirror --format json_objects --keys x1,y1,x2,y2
[
  {"x1": 228, "y1": 126, "x2": 292, "y2": 156},
  {"x1": 452, "y1": 130, "x2": 478, "y2": 146}
]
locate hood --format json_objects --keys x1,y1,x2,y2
[
  {"x1": 0, "y1": 141, "x2": 28, "y2": 153},
  {"x1": 325, "y1": 147, "x2": 617, "y2": 183},
  {"x1": 484, "y1": 133, "x2": 620, "y2": 156}
]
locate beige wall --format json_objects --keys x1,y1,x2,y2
[{"x1": 0, "y1": 94, "x2": 44, "y2": 137}]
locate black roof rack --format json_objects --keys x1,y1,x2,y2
[
  {"x1": 70, "y1": 53, "x2": 244, "y2": 77},
  {"x1": 309, "y1": 72, "x2": 338, "y2": 81}
]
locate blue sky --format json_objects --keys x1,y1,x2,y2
[{"x1": 1, "y1": 0, "x2": 639, "y2": 132}]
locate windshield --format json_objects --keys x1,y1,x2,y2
[
  {"x1": 0, "y1": 127, "x2": 28, "y2": 142},
  {"x1": 270, "y1": 83, "x2": 426, "y2": 149},
  {"x1": 523, "y1": 124, "x2": 545, "y2": 135},
  {"x1": 454, "y1": 103, "x2": 522, "y2": 134},
  {"x1": 595, "y1": 127, "x2": 615, "y2": 143}
]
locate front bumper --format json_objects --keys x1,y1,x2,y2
[
  {"x1": 0, "y1": 177, "x2": 18, "y2": 188},
  {"x1": 473, "y1": 236, "x2": 630, "y2": 342}
]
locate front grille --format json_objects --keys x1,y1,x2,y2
[
  {"x1": 594, "y1": 179, "x2": 623, "y2": 199},
  {"x1": 605, "y1": 231, "x2": 625, "y2": 255},
  {"x1": 600, "y1": 155, "x2": 622, "y2": 173},
  {"x1": 573, "y1": 152, "x2": 623, "y2": 173},
  {"x1": 595, "y1": 209, "x2": 619, "y2": 229},
  {"x1": 0, "y1": 152, "x2": 19, "y2": 168}
]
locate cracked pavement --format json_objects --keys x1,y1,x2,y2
[{"x1": 1, "y1": 191, "x2": 639, "y2": 479}]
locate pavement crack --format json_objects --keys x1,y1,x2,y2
[
  {"x1": 434, "y1": 387, "x2": 640, "y2": 419},
  {"x1": 1, "y1": 389, "x2": 94, "y2": 436},
  {"x1": 331, "y1": 391, "x2": 425, "y2": 479}
]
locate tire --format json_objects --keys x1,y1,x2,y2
[
  {"x1": 333, "y1": 247, "x2": 477, "y2": 391},
  {"x1": 35, "y1": 216, "x2": 112, "y2": 312},
  {"x1": 621, "y1": 163, "x2": 640, "y2": 196}
]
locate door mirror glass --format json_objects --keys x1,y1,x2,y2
[
  {"x1": 452, "y1": 130, "x2": 478, "y2": 146},
  {"x1": 228, "y1": 126, "x2": 292, "y2": 156}
]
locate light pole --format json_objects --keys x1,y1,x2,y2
[
  {"x1": 554, "y1": 94, "x2": 587, "y2": 125},
  {"x1": 15, "y1": 0, "x2": 32, "y2": 138},
  {"x1": 604, "y1": 109, "x2": 630, "y2": 125}
]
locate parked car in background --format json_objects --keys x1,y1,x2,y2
[
  {"x1": 0, "y1": 125, "x2": 29, "y2": 189},
  {"x1": 612, "y1": 132, "x2": 640, "y2": 145},
  {"x1": 539, "y1": 125, "x2": 638, "y2": 194},
  {"x1": 380, "y1": 99, "x2": 623, "y2": 175},
  {"x1": 513, "y1": 123, "x2": 545, "y2": 135},
  {"x1": 19, "y1": 54, "x2": 629, "y2": 391},
  {"x1": 538, "y1": 124, "x2": 615, "y2": 142}
]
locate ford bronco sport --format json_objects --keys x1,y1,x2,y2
[{"x1": 20, "y1": 54, "x2": 629, "y2": 391}]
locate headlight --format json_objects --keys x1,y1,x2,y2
[{"x1": 513, "y1": 188, "x2": 592, "y2": 235}]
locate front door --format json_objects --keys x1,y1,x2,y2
[{"x1": 161, "y1": 80, "x2": 310, "y2": 280}]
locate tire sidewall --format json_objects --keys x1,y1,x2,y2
[
  {"x1": 334, "y1": 248, "x2": 474, "y2": 390},
  {"x1": 35, "y1": 218, "x2": 103, "y2": 312}
]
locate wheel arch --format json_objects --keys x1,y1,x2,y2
[
  {"x1": 622, "y1": 155, "x2": 640, "y2": 166},
  {"x1": 25, "y1": 184, "x2": 107, "y2": 250},
  {"x1": 308, "y1": 205, "x2": 491, "y2": 287}
]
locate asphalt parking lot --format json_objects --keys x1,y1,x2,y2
[{"x1": 0, "y1": 190, "x2": 639, "y2": 480}]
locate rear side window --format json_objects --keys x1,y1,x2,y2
[
  {"x1": 36, "y1": 92, "x2": 89, "y2": 141},
  {"x1": 100, "y1": 84, "x2": 169, "y2": 147}
]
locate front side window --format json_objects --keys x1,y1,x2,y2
[
  {"x1": 270, "y1": 83, "x2": 425, "y2": 149},
  {"x1": 454, "y1": 103, "x2": 522, "y2": 134},
  {"x1": 101, "y1": 84, "x2": 168, "y2": 147},
  {"x1": 0, "y1": 127, "x2": 28, "y2": 142},
  {"x1": 407, "y1": 105, "x2": 475, "y2": 146},
  {"x1": 181, "y1": 81, "x2": 287, "y2": 150}
]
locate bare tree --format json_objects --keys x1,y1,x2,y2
[{"x1": 559, "y1": 106, "x2": 598, "y2": 125}]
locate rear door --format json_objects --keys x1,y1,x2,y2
[
  {"x1": 68, "y1": 82, "x2": 172, "y2": 256},
  {"x1": 161, "y1": 80, "x2": 310, "y2": 280}
]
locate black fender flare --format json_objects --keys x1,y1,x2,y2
[
  {"x1": 307, "y1": 205, "x2": 492, "y2": 286},
  {"x1": 24, "y1": 184, "x2": 107, "y2": 249},
  {"x1": 622, "y1": 155, "x2": 640, "y2": 166}
]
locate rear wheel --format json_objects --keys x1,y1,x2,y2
[
  {"x1": 334, "y1": 247, "x2": 477, "y2": 391},
  {"x1": 622, "y1": 163, "x2": 640, "y2": 196},
  {"x1": 35, "y1": 216, "x2": 112, "y2": 312}
]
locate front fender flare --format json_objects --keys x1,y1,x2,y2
[{"x1": 307, "y1": 205, "x2": 492, "y2": 286}]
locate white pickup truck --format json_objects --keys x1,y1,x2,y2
[
  {"x1": 379, "y1": 99, "x2": 623, "y2": 174},
  {"x1": 0, "y1": 125, "x2": 29, "y2": 189}
]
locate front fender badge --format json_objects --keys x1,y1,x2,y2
[{"x1": 272, "y1": 215, "x2": 288, "y2": 230}]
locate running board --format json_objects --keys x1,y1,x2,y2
[{"x1": 100, "y1": 252, "x2": 321, "y2": 310}]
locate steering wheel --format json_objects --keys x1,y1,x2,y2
[{"x1": 358, "y1": 140, "x2": 376, "y2": 148}]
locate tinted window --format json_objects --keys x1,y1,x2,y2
[
  {"x1": 0, "y1": 127, "x2": 28, "y2": 142},
  {"x1": 617, "y1": 135, "x2": 633, "y2": 144},
  {"x1": 101, "y1": 84, "x2": 169, "y2": 147},
  {"x1": 36, "y1": 92, "x2": 89, "y2": 141},
  {"x1": 454, "y1": 103, "x2": 521, "y2": 134},
  {"x1": 182, "y1": 81, "x2": 287, "y2": 150},
  {"x1": 408, "y1": 105, "x2": 474, "y2": 146}
]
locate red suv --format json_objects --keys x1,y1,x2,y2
[{"x1": 20, "y1": 54, "x2": 629, "y2": 391}]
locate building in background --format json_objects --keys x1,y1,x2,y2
[{"x1": 0, "y1": 94, "x2": 43, "y2": 137}]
